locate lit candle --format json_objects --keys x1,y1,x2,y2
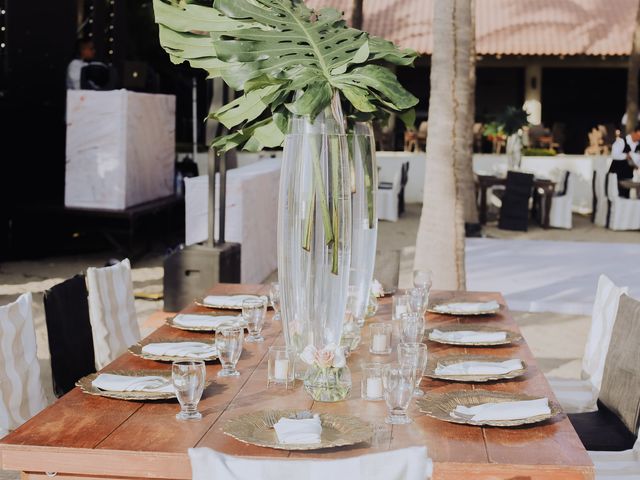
[
  {"x1": 372, "y1": 333, "x2": 389, "y2": 353},
  {"x1": 366, "y1": 377, "x2": 383, "y2": 398},
  {"x1": 274, "y1": 358, "x2": 289, "y2": 380}
]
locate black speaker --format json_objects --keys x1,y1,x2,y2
[{"x1": 163, "y1": 243, "x2": 241, "y2": 312}]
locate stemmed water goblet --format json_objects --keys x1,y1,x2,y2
[
  {"x1": 215, "y1": 326, "x2": 244, "y2": 377},
  {"x1": 242, "y1": 298, "x2": 266, "y2": 342},
  {"x1": 269, "y1": 282, "x2": 281, "y2": 321},
  {"x1": 172, "y1": 360, "x2": 206, "y2": 421},
  {"x1": 397, "y1": 342, "x2": 428, "y2": 397},
  {"x1": 382, "y1": 363, "x2": 415, "y2": 425}
]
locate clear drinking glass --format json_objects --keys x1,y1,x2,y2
[
  {"x1": 400, "y1": 312, "x2": 424, "y2": 343},
  {"x1": 269, "y1": 282, "x2": 281, "y2": 321},
  {"x1": 392, "y1": 294, "x2": 411, "y2": 321},
  {"x1": 397, "y1": 342, "x2": 428, "y2": 396},
  {"x1": 172, "y1": 360, "x2": 206, "y2": 421},
  {"x1": 215, "y1": 326, "x2": 243, "y2": 377},
  {"x1": 361, "y1": 362, "x2": 385, "y2": 401},
  {"x1": 382, "y1": 363, "x2": 415, "y2": 425},
  {"x1": 267, "y1": 345, "x2": 295, "y2": 388},
  {"x1": 242, "y1": 298, "x2": 266, "y2": 342},
  {"x1": 408, "y1": 287, "x2": 428, "y2": 316},
  {"x1": 413, "y1": 269, "x2": 433, "y2": 291}
]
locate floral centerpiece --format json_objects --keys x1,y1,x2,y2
[
  {"x1": 300, "y1": 344, "x2": 350, "y2": 402},
  {"x1": 154, "y1": 0, "x2": 417, "y2": 402}
]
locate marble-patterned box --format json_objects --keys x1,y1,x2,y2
[{"x1": 65, "y1": 89, "x2": 175, "y2": 210}]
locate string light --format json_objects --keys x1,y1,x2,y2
[{"x1": 106, "y1": 0, "x2": 115, "y2": 59}]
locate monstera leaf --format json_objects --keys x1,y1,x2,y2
[{"x1": 153, "y1": 0, "x2": 418, "y2": 152}]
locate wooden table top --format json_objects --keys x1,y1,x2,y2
[
  {"x1": 619, "y1": 179, "x2": 640, "y2": 189},
  {"x1": 0, "y1": 284, "x2": 594, "y2": 480}
]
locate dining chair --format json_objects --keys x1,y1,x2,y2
[
  {"x1": 87, "y1": 258, "x2": 141, "y2": 369},
  {"x1": 593, "y1": 160, "x2": 613, "y2": 227},
  {"x1": 498, "y1": 171, "x2": 534, "y2": 231},
  {"x1": 548, "y1": 275, "x2": 628, "y2": 413},
  {"x1": 376, "y1": 163, "x2": 401, "y2": 222},
  {"x1": 0, "y1": 292, "x2": 48, "y2": 437},
  {"x1": 569, "y1": 293, "x2": 640, "y2": 451},
  {"x1": 588, "y1": 437, "x2": 640, "y2": 479},
  {"x1": 188, "y1": 446, "x2": 432, "y2": 480},
  {"x1": 548, "y1": 171, "x2": 574, "y2": 229},
  {"x1": 605, "y1": 173, "x2": 640, "y2": 231},
  {"x1": 44, "y1": 274, "x2": 96, "y2": 397}
]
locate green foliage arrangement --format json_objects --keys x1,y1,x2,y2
[
  {"x1": 153, "y1": 0, "x2": 419, "y2": 152},
  {"x1": 522, "y1": 148, "x2": 557, "y2": 156}
]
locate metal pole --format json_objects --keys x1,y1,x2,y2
[{"x1": 207, "y1": 148, "x2": 216, "y2": 248}]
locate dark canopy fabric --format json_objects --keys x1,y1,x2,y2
[{"x1": 44, "y1": 274, "x2": 96, "y2": 397}]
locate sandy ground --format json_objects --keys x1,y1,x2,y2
[{"x1": 1, "y1": 204, "x2": 626, "y2": 478}]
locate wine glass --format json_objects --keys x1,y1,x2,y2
[
  {"x1": 413, "y1": 269, "x2": 433, "y2": 291},
  {"x1": 242, "y1": 298, "x2": 266, "y2": 342},
  {"x1": 408, "y1": 287, "x2": 428, "y2": 316},
  {"x1": 215, "y1": 326, "x2": 243, "y2": 377},
  {"x1": 269, "y1": 282, "x2": 281, "y2": 321},
  {"x1": 400, "y1": 312, "x2": 424, "y2": 344},
  {"x1": 172, "y1": 360, "x2": 206, "y2": 421},
  {"x1": 382, "y1": 363, "x2": 415, "y2": 425},
  {"x1": 397, "y1": 342, "x2": 428, "y2": 396}
]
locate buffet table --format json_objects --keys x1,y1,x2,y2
[{"x1": 0, "y1": 284, "x2": 594, "y2": 479}]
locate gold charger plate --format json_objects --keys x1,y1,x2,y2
[
  {"x1": 195, "y1": 294, "x2": 269, "y2": 310},
  {"x1": 427, "y1": 301, "x2": 500, "y2": 316},
  {"x1": 167, "y1": 312, "x2": 247, "y2": 332},
  {"x1": 425, "y1": 326, "x2": 522, "y2": 346},
  {"x1": 424, "y1": 354, "x2": 527, "y2": 382},
  {"x1": 416, "y1": 389, "x2": 562, "y2": 427},
  {"x1": 224, "y1": 409, "x2": 374, "y2": 451},
  {"x1": 129, "y1": 338, "x2": 218, "y2": 362},
  {"x1": 76, "y1": 370, "x2": 176, "y2": 401}
]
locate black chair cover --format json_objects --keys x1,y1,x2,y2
[
  {"x1": 498, "y1": 171, "x2": 534, "y2": 231},
  {"x1": 44, "y1": 274, "x2": 96, "y2": 397},
  {"x1": 398, "y1": 162, "x2": 409, "y2": 216}
]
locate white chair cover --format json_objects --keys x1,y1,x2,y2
[
  {"x1": 549, "y1": 274, "x2": 627, "y2": 413},
  {"x1": 87, "y1": 258, "x2": 141, "y2": 369},
  {"x1": 607, "y1": 173, "x2": 640, "y2": 231},
  {"x1": 0, "y1": 292, "x2": 48, "y2": 437},
  {"x1": 377, "y1": 163, "x2": 402, "y2": 222},
  {"x1": 189, "y1": 446, "x2": 432, "y2": 480},
  {"x1": 549, "y1": 171, "x2": 574, "y2": 229},
  {"x1": 589, "y1": 438, "x2": 640, "y2": 479}
]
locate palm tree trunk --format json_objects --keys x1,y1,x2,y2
[
  {"x1": 351, "y1": 0, "x2": 364, "y2": 30},
  {"x1": 625, "y1": 1, "x2": 640, "y2": 133},
  {"x1": 414, "y1": 0, "x2": 470, "y2": 290},
  {"x1": 455, "y1": 0, "x2": 479, "y2": 228}
]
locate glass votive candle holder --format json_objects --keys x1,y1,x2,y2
[
  {"x1": 267, "y1": 346, "x2": 295, "y2": 388},
  {"x1": 392, "y1": 294, "x2": 411, "y2": 321},
  {"x1": 369, "y1": 322, "x2": 392, "y2": 355},
  {"x1": 361, "y1": 362, "x2": 385, "y2": 401}
]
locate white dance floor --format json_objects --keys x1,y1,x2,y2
[{"x1": 466, "y1": 238, "x2": 640, "y2": 315}]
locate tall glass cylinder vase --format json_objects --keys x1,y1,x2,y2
[
  {"x1": 347, "y1": 122, "x2": 378, "y2": 328},
  {"x1": 277, "y1": 93, "x2": 352, "y2": 400}
]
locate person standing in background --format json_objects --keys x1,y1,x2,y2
[
  {"x1": 610, "y1": 127, "x2": 640, "y2": 198},
  {"x1": 66, "y1": 38, "x2": 96, "y2": 90}
]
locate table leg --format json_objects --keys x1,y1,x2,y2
[
  {"x1": 479, "y1": 185, "x2": 488, "y2": 225},
  {"x1": 543, "y1": 189, "x2": 553, "y2": 229}
]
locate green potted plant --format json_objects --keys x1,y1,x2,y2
[{"x1": 154, "y1": 0, "x2": 418, "y2": 401}]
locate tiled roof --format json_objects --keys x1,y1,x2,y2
[{"x1": 306, "y1": 0, "x2": 639, "y2": 56}]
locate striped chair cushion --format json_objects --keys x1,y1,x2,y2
[
  {"x1": 582, "y1": 275, "x2": 628, "y2": 392},
  {"x1": 87, "y1": 259, "x2": 141, "y2": 369},
  {"x1": 0, "y1": 292, "x2": 47, "y2": 436},
  {"x1": 599, "y1": 293, "x2": 640, "y2": 436}
]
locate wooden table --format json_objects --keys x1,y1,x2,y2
[
  {"x1": 0, "y1": 284, "x2": 594, "y2": 480},
  {"x1": 619, "y1": 179, "x2": 640, "y2": 198},
  {"x1": 476, "y1": 174, "x2": 556, "y2": 228}
]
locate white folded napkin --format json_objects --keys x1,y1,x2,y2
[
  {"x1": 429, "y1": 329, "x2": 507, "y2": 344},
  {"x1": 141, "y1": 341, "x2": 217, "y2": 359},
  {"x1": 92, "y1": 373, "x2": 174, "y2": 393},
  {"x1": 451, "y1": 397, "x2": 550, "y2": 422},
  {"x1": 173, "y1": 314, "x2": 242, "y2": 329},
  {"x1": 203, "y1": 294, "x2": 266, "y2": 308},
  {"x1": 273, "y1": 414, "x2": 322, "y2": 444},
  {"x1": 435, "y1": 358, "x2": 523, "y2": 376},
  {"x1": 434, "y1": 300, "x2": 500, "y2": 313}
]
